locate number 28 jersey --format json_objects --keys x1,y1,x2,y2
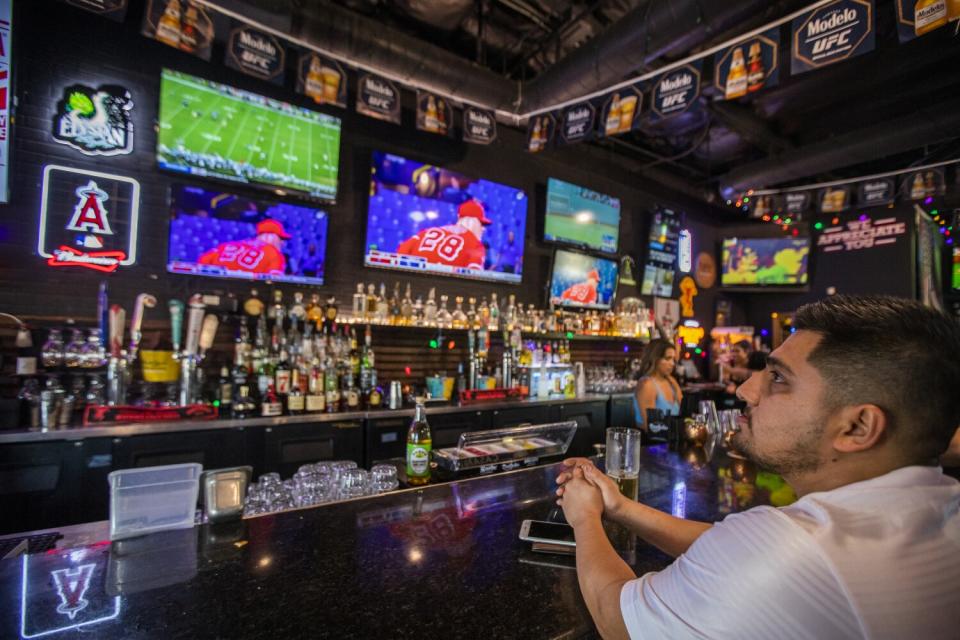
[
  {"x1": 198, "y1": 240, "x2": 286, "y2": 275},
  {"x1": 396, "y1": 225, "x2": 486, "y2": 270}
]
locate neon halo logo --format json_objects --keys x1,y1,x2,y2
[
  {"x1": 37, "y1": 165, "x2": 140, "y2": 272},
  {"x1": 52, "y1": 84, "x2": 134, "y2": 156}
]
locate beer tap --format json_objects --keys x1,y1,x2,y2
[
  {"x1": 467, "y1": 329, "x2": 478, "y2": 391},
  {"x1": 128, "y1": 294, "x2": 158, "y2": 362},
  {"x1": 178, "y1": 295, "x2": 207, "y2": 406},
  {"x1": 106, "y1": 304, "x2": 127, "y2": 406}
]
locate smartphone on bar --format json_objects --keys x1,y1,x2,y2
[{"x1": 519, "y1": 519, "x2": 576, "y2": 547}]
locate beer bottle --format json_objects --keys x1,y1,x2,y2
[
  {"x1": 915, "y1": 0, "x2": 948, "y2": 36},
  {"x1": 287, "y1": 369, "x2": 306, "y2": 415},
  {"x1": 746, "y1": 41, "x2": 765, "y2": 93},
  {"x1": 725, "y1": 47, "x2": 747, "y2": 99},
  {"x1": 406, "y1": 400, "x2": 432, "y2": 486},
  {"x1": 156, "y1": 0, "x2": 183, "y2": 48}
]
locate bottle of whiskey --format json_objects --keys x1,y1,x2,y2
[
  {"x1": 286, "y1": 368, "x2": 306, "y2": 415},
  {"x1": 233, "y1": 385, "x2": 256, "y2": 419},
  {"x1": 217, "y1": 366, "x2": 233, "y2": 417},
  {"x1": 306, "y1": 357, "x2": 325, "y2": 413},
  {"x1": 366, "y1": 284, "x2": 378, "y2": 322},
  {"x1": 406, "y1": 400, "x2": 432, "y2": 486},
  {"x1": 260, "y1": 383, "x2": 283, "y2": 417},
  {"x1": 275, "y1": 348, "x2": 292, "y2": 397},
  {"x1": 352, "y1": 283, "x2": 367, "y2": 320}
]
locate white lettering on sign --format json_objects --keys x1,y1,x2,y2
[
  {"x1": 364, "y1": 78, "x2": 395, "y2": 98},
  {"x1": 660, "y1": 74, "x2": 692, "y2": 92},
  {"x1": 568, "y1": 107, "x2": 590, "y2": 120},
  {"x1": 806, "y1": 7, "x2": 857, "y2": 37},
  {"x1": 818, "y1": 217, "x2": 906, "y2": 252},
  {"x1": 468, "y1": 111, "x2": 491, "y2": 126},
  {"x1": 239, "y1": 30, "x2": 277, "y2": 56}
]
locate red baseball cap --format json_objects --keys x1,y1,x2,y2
[
  {"x1": 457, "y1": 200, "x2": 491, "y2": 225},
  {"x1": 257, "y1": 219, "x2": 291, "y2": 239},
  {"x1": 587, "y1": 269, "x2": 600, "y2": 281}
]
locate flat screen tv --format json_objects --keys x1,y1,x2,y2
[
  {"x1": 721, "y1": 236, "x2": 811, "y2": 287},
  {"x1": 548, "y1": 249, "x2": 619, "y2": 310},
  {"x1": 167, "y1": 184, "x2": 329, "y2": 286},
  {"x1": 157, "y1": 69, "x2": 341, "y2": 201},
  {"x1": 640, "y1": 207, "x2": 680, "y2": 297},
  {"x1": 364, "y1": 151, "x2": 528, "y2": 284},
  {"x1": 544, "y1": 178, "x2": 621, "y2": 254},
  {"x1": 953, "y1": 246, "x2": 960, "y2": 290}
]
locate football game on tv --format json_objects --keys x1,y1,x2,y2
[
  {"x1": 157, "y1": 69, "x2": 341, "y2": 200},
  {"x1": 721, "y1": 236, "x2": 811, "y2": 287},
  {"x1": 364, "y1": 151, "x2": 528, "y2": 284},
  {"x1": 544, "y1": 178, "x2": 621, "y2": 254},
  {"x1": 167, "y1": 184, "x2": 329, "y2": 286},
  {"x1": 549, "y1": 249, "x2": 618, "y2": 310}
]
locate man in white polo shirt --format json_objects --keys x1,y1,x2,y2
[{"x1": 556, "y1": 295, "x2": 960, "y2": 640}]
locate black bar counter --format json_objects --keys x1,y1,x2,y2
[{"x1": 0, "y1": 445, "x2": 790, "y2": 639}]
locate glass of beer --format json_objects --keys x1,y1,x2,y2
[{"x1": 605, "y1": 427, "x2": 641, "y2": 501}]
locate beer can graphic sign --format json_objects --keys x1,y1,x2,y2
[
  {"x1": 791, "y1": 0, "x2": 875, "y2": 75},
  {"x1": 713, "y1": 27, "x2": 780, "y2": 100},
  {"x1": 416, "y1": 90, "x2": 452, "y2": 137},
  {"x1": 526, "y1": 113, "x2": 556, "y2": 153},
  {"x1": 141, "y1": 0, "x2": 218, "y2": 61},
  {"x1": 296, "y1": 53, "x2": 347, "y2": 109},
  {"x1": 598, "y1": 85, "x2": 642, "y2": 138}
]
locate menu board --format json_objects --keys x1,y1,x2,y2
[{"x1": 640, "y1": 207, "x2": 681, "y2": 297}]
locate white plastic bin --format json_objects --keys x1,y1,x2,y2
[{"x1": 108, "y1": 463, "x2": 202, "y2": 541}]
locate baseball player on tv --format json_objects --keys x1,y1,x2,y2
[
  {"x1": 558, "y1": 269, "x2": 600, "y2": 305},
  {"x1": 198, "y1": 219, "x2": 290, "y2": 276},
  {"x1": 396, "y1": 199, "x2": 490, "y2": 270}
]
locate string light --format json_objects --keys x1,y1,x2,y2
[{"x1": 814, "y1": 222, "x2": 824, "y2": 230}]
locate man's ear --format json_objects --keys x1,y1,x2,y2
[{"x1": 832, "y1": 404, "x2": 888, "y2": 453}]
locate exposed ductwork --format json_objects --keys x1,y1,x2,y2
[{"x1": 719, "y1": 96, "x2": 960, "y2": 192}]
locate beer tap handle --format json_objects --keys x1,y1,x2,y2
[
  {"x1": 128, "y1": 293, "x2": 157, "y2": 360},
  {"x1": 109, "y1": 305, "x2": 125, "y2": 359},
  {"x1": 169, "y1": 299, "x2": 184, "y2": 354},
  {"x1": 198, "y1": 314, "x2": 219, "y2": 358},
  {"x1": 98, "y1": 281, "x2": 109, "y2": 345},
  {"x1": 184, "y1": 296, "x2": 206, "y2": 357}
]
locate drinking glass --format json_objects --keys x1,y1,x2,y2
[
  {"x1": 370, "y1": 464, "x2": 399, "y2": 493},
  {"x1": 340, "y1": 468, "x2": 369, "y2": 499},
  {"x1": 605, "y1": 427, "x2": 641, "y2": 501}
]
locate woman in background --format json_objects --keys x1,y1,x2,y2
[{"x1": 634, "y1": 339, "x2": 683, "y2": 432}]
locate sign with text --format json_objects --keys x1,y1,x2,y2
[
  {"x1": 791, "y1": 0, "x2": 874, "y2": 75},
  {"x1": 356, "y1": 73, "x2": 401, "y2": 124},
  {"x1": 37, "y1": 165, "x2": 140, "y2": 272},
  {"x1": 52, "y1": 84, "x2": 134, "y2": 156},
  {"x1": 559, "y1": 101, "x2": 596, "y2": 144},
  {"x1": 895, "y1": 0, "x2": 955, "y2": 42},
  {"x1": 714, "y1": 28, "x2": 780, "y2": 100},
  {"x1": 856, "y1": 177, "x2": 895, "y2": 207},
  {"x1": 780, "y1": 191, "x2": 812, "y2": 217},
  {"x1": 903, "y1": 168, "x2": 945, "y2": 200},
  {"x1": 598, "y1": 85, "x2": 642, "y2": 137},
  {"x1": 62, "y1": 0, "x2": 128, "y2": 21},
  {"x1": 526, "y1": 113, "x2": 555, "y2": 153},
  {"x1": 225, "y1": 23, "x2": 285, "y2": 85},
  {"x1": 0, "y1": 0, "x2": 10, "y2": 204},
  {"x1": 651, "y1": 62, "x2": 701, "y2": 119},
  {"x1": 817, "y1": 185, "x2": 851, "y2": 213},
  {"x1": 296, "y1": 52, "x2": 347, "y2": 108},
  {"x1": 416, "y1": 90, "x2": 452, "y2": 136},
  {"x1": 141, "y1": 0, "x2": 217, "y2": 61},
  {"x1": 462, "y1": 106, "x2": 497, "y2": 145},
  {"x1": 818, "y1": 215, "x2": 906, "y2": 252}
]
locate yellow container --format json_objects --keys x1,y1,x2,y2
[{"x1": 141, "y1": 350, "x2": 179, "y2": 382}]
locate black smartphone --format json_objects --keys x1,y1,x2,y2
[{"x1": 519, "y1": 519, "x2": 576, "y2": 547}]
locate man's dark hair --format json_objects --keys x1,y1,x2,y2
[
  {"x1": 733, "y1": 339, "x2": 752, "y2": 351},
  {"x1": 795, "y1": 295, "x2": 960, "y2": 463}
]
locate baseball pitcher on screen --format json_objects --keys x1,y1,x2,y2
[
  {"x1": 559, "y1": 269, "x2": 600, "y2": 305},
  {"x1": 198, "y1": 219, "x2": 290, "y2": 275},
  {"x1": 396, "y1": 200, "x2": 490, "y2": 270}
]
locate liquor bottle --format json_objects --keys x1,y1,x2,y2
[
  {"x1": 155, "y1": 0, "x2": 182, "y2": 48},
  {"x1": 289, "y1": 292, "x2": 307, "y2": 322},
  {"x1": 360, "y1": 325, "x2": 376, "y2": 392},
  {"x1": 306, "y1": 293, "x2": 323, "y2": 327},
  {"x1": 232, "y1": 346, "x2": 249, "y2": 389},
  {"x1": 401, "y1": 284, "x2": 414, "y2": 326},
  {"x1": 324, "y1": 347, "x2": 340, "y2": 413},
  {"x1": 376, "y1": 283, "x2": 389, "y2": 324},
  {"x1": 268, "y1": 289, "x2": 283, "y2": 321},
  {"x1": 306, "y1": 357, "x2": 326, "y2": 413},
  {"x1": 389, "y1": 283, "x2": 402, "y2": 324},
  {"x1": 488, "y1": 293, "x2": 500, "y2": 331},
  {"x1": 233, "y1": 385, "x2": 257, "y2": 419},
  {"x1": 479, "y1": 297, "x2": 490, "y2": 330},
  {"x1": 217, "y1": 366, "x2": 233, "y2": 417},
  {"x1": 746, "y1": 41, "x2": 765, "y2": 93},
  {"x1": 324, "y1": 296, "x2": 339, "y2": 326},
  {"x1": 452, "y1": 296, "x2": 467, "y2": 329},
  {"x1": 504, "y1": 294, "x2": 516, "y2": 330},
  {"x1": 256, "y1": 347, "x2": 275, "y2": 399},
  {"x1": 365, "y1": 383, "x2": 383, "y2": 409},
  {"x1": 179, "y1": 5, "x2": 200, "y2": 53},
  {"x1": 275, "y1": 349, "x2": 292, "y2": 397},
  {"x1": 466, "y1": 297, "x2": 478, "y2": 329},
  {"x1": 349, "y1": 328, "x2": 361, "y2": 379},
  {"x1": 366, "y1": 284, "x2": 378, "y2": 322},
  {"x1": 287, "y1": 369, "x2": 306, "y2": 415},
  {"x1": 437, "y1": 294, "x2": 452, "y2": 328},
  {"x1": 915, "y1": 0, "x2": 948, "y2": 35},
  {"x1": 725, "y1": 47, "x2": 747, "y2": 99},
  {"x1": 244, "y1": 288, "x2": 265, "y2": 317},
  {"x1": 412, "y1": 296, "x2": 424, "y2": 327},
  {"x1": 423, "y1": 288, "x2": 438, "y2": 326},
  {"x1": 406, "y1": 400, "x2": 432, "y2": 486},
  {"x1": 352, "y1": 283, "x2": 367, "y2": 320},
  {"x1": 260, "y1": 383, "x2": 283, "y2": 417}
]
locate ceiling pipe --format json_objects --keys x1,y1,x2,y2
[{"x1": 719, "y1": 96, "x2": 960, "y2": 192}]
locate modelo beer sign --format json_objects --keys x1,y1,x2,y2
[
  {"x1": 792, "y1": 0, "x2": 875, "y2": 75},
  {"x1": 356, "y1": 73, "x2": 401, "y2": 124},
  {"x1": 463, "y1": 106, "x2": 497, "y2": 145},
  {"x1": 857, "y1": 177, "x2": 895, "y2": 207},
  {"x1": 652, "y1": 64, "x2": 700, "y2": 118},
  {"x1": 559, "y1": 101, "x2": 595, "y2": 144},
  {"x1": 714, "y1": 28, "x2": 780, "y2": 100},
  {"x1": 37, "y1": 165, "x2": 140, "y2": 272},
  {"x1": 225, "y1": 23, "x2": 285, "y2": 85}
]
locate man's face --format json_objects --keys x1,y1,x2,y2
[
  {"x1": 733, "y1": 330, "x2": 833, "y2": 477},
  {"x1": 730, "y1": 345, "x2": 748, "y2": 366}
]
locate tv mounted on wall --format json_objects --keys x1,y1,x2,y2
[
  {"x1": 543, "y1": 178, "x2": 621, "y2": 254},
  {"x1": 721, "y1": 236, "x2": 811, "y2": 287},
  {"x1": 548, "y1": 249, "x2": 619, "y2": 310}
]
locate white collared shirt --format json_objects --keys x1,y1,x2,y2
[{"x1": 620, "y1": 466, "x2": 960, "y2": 639}]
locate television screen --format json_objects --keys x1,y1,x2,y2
[
  {"x1": 157, "y1": 69, "x2": 341, "y2": 200},
  {"x1": 953, "y1": 246, "x2": 960, "y2": 290},
  {"x1": 544, "y1": 178, "x2": 620, "y2": 254},
  {"x1": 167, "y1": 184, "x2": 329, "y2": 286},
  {"x1": 364, "y1": 151, "x2": 528, "y2": 284},
  {"x1": 640, "y1": 207, "x2": 680, "y2": 297},
  {"x1": 721, "y1": 237, "x2": 811, "y2": 287},
  {"x1": 549, "y1": 249, "x2": 619, "y2": 310}
]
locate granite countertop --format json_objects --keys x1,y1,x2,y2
[
  {"x1": 0, "y1": 394, "x2": 612, "y2": 444},
  {"x1": 0, "y1": 445, "x2": 792, "y2": 639}
]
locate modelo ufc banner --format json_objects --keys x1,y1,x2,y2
[
  {"x1": 462, "y1": 106, "x2": 496, "y2": 145},
  {"x1": 61, "y1": 0, "x2": 128, "y2": 21},
  {"x1": 714, "y1": 28, "x2": 780, "y2": 100},
  {"x1": 296, "y1": 52, "x2": 347, "y2": 108},
  {"x1": 416, "y1": 90, "x2": 452, "y2": 136},
  {"x1": 526, "y1": 112, "x2": 555, "y2": 153},
  {"x1": 356, "y1": 73, "x2": 401, "y2": 124},
  {"x1": 599, "y1": 85, "x2": 642, "y2": 137},
  {"x1": 857, "y1": 178, "x2": 895, "y2": 207},
  {"x1": 791, "y1": 0, "x2": 874, "y2": 75},
  {"x1": 895, "y1": 0, "x2": 958, "y2": 42},
  {"x1": 650, "y1": 62, "x2": 701, "y2": 120},
  {"x1": 559, "y1": 101, "x2": 596, "y2": 145},
  {"x1": 141, "y1": 0, "x2": 218, "y2": 61},
  {"x1": 225, "y1": 23, "x2": 285, "y2": 86}
]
